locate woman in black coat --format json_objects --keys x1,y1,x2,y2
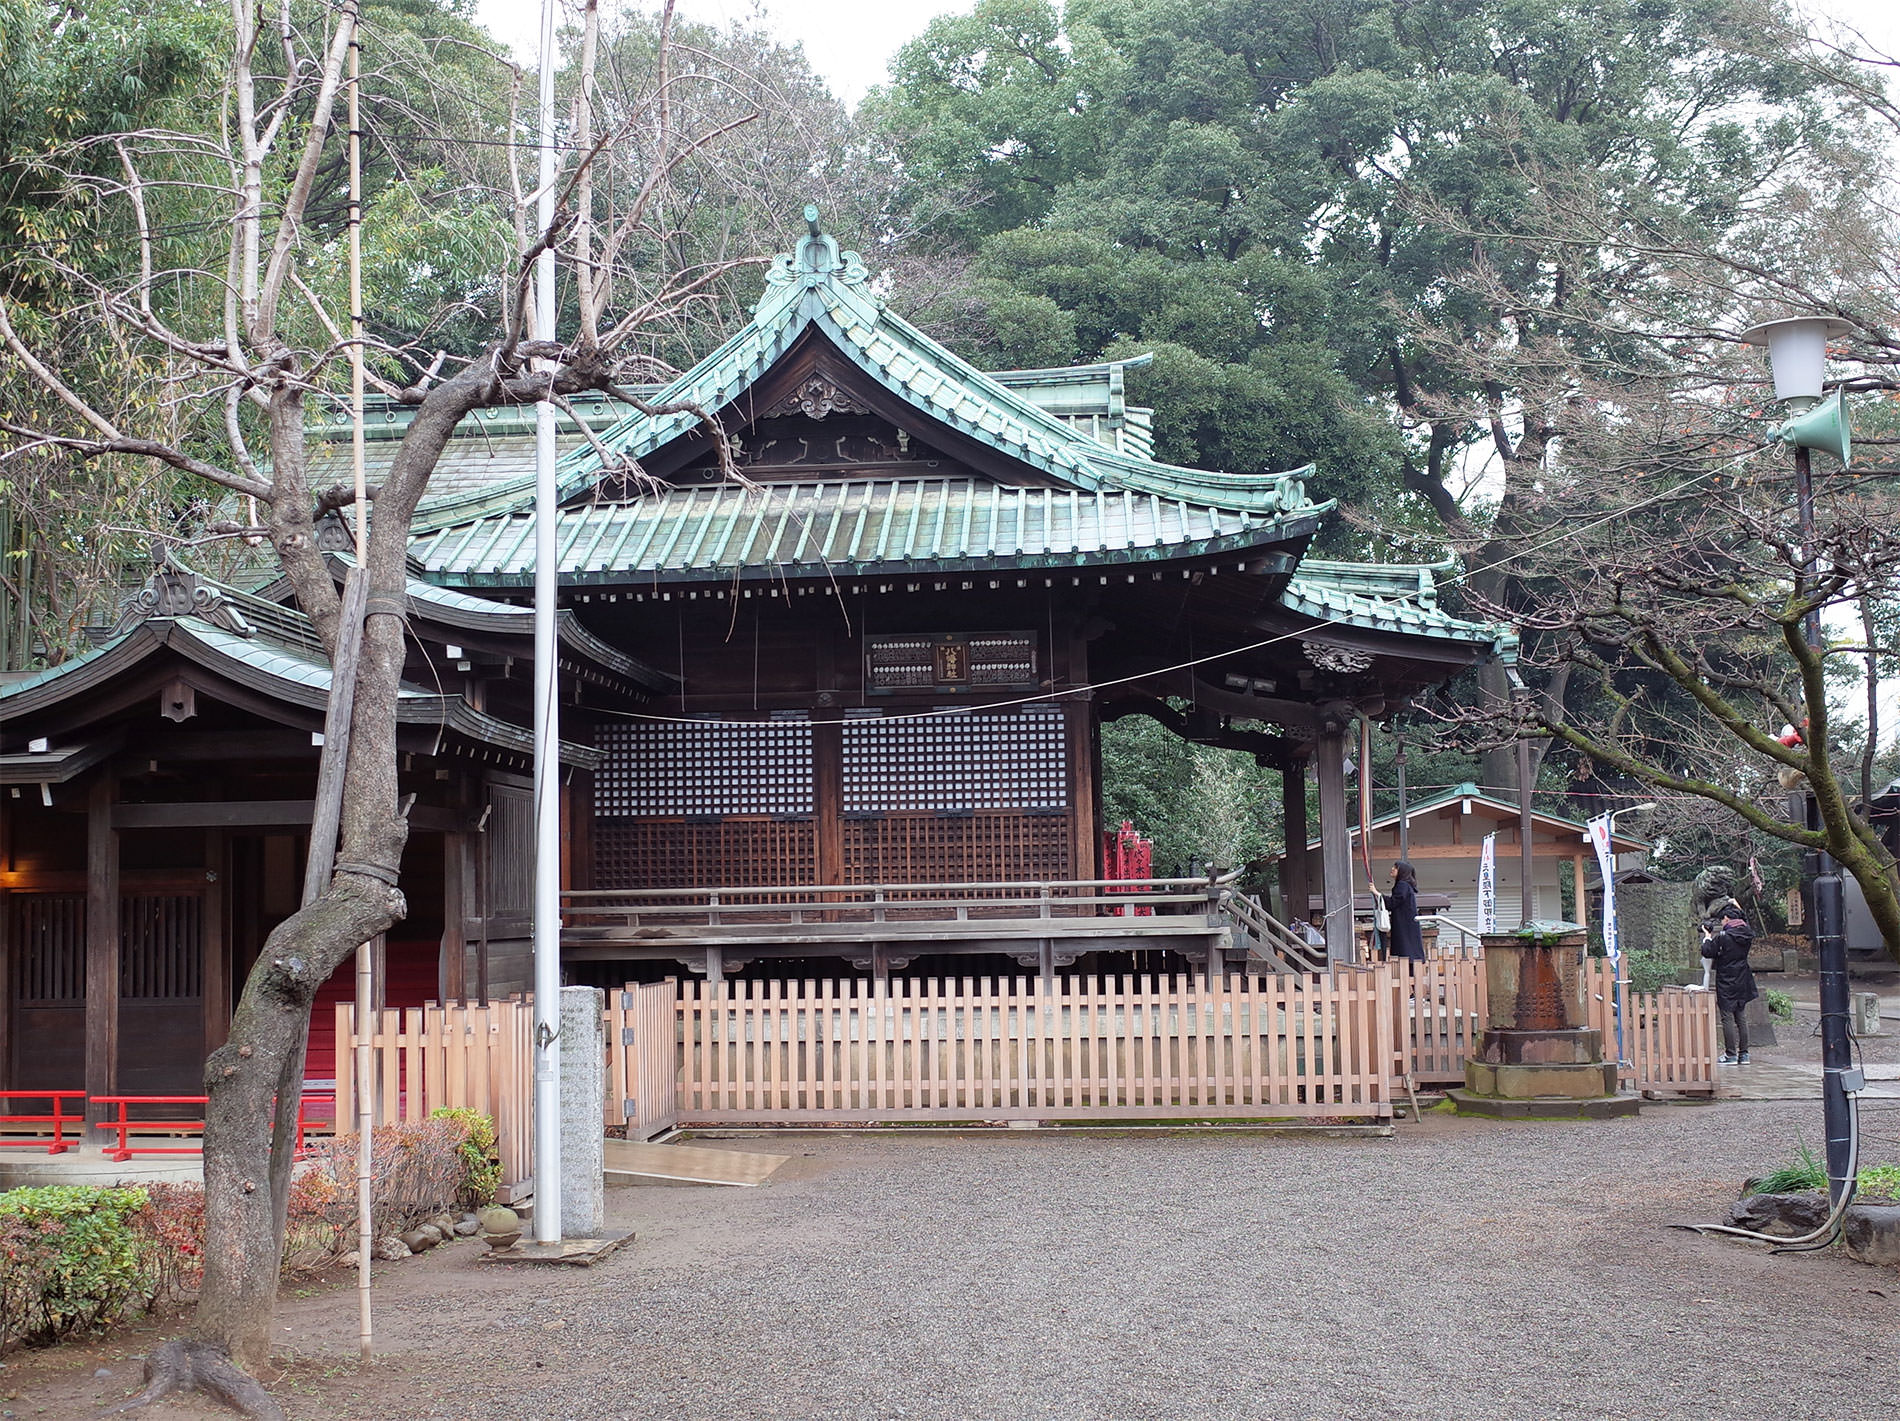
[
  {"x1": 1386, "y1": 861, "x2": 1425, "y2": 962},
  {"x1": 1700, "y1": 905, "x2": 1759, "y2": 1064}
]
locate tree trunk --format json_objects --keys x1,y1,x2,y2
[{"x1": 193, "y1": 886, "x2": 397, "y2": 1370}]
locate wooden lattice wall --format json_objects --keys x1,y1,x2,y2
[{"x1": 590, "y1": 706, "x2": 1072, "y2": 889}]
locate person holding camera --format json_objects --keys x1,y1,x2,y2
[{"x1": 1700, "y1": 902, "x2": 1759, "y2": 1064}]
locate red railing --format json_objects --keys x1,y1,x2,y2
[
  {"x1": 0, "y1": 1090, "x2": 88, "y2": 1154},
  {"x1": 91, "y1": 1095, "x2": 208, "y2": 1161},
  {"x1": 88, "y1": 1092, "x2": 335, "y2": 1162}
]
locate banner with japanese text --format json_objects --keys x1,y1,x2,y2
[{"x1": 1478, "y1": 833, "x2": 1497, "y2": 932}]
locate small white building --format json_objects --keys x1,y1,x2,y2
[{"x1": 1276, "y1": 781, "x2": 1650, "y2": 939}]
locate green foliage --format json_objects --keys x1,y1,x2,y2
[
  {"x1": 1749, "y1": 1147, "x2": 1827, "y2": 1196},
  {"x1": 1763, "y1": 988, "x2": 1793, "y2": 1023},
  {"x1": 431, "y1": 1106, "x2": 501, "y2": 1207},
  {"x1": 1622, "y1": 949, "x2": 1675, "y2": 994},
  {"x1": 1746, "y1": 1153, "x2": 1900, "y2": 1201},
  {"x1": 0, "y1": 1185, "x2": 150, "y2": 1349},
  {"x1": 1100, "y1": 713, "x2": 1281, "y2": 876},
  {"x1": 1858, "y1": 1166, "x2": 1900, "y2": 1203}
]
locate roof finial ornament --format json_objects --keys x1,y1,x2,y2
[{"x1": 760, "y1": 205, "x2": 869, "y2": 307}]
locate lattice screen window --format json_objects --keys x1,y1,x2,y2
[
  {"x1": 597, "y1": 715, "x2": 814, "y2": 817},
  {"x1": 12, "y1": 895, "x2": 85, "y2": 1002},
  {"x1": 842, "y1": 706, "x2": 1067, "y2": 812},
  {"x1": 120, "y1": 895, "x2": 204, "y2": 1000}
]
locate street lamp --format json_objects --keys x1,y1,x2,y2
[
  {"x1": 1739, "y1": 313, "x2": 1856, "y2": 1205},
  {"x1": 1608, "y1": 801, "x2": 1655, "y2": 835}
]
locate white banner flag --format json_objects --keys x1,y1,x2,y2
[
  {"x1": 1587, "y1": 812, "x2": 1620, "y2": 965},
  {"x1": 1478, "y1": 833, "x2": 1497, "y2": 932}
]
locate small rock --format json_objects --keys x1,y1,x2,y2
[
  {"x1": 400, "y1": 1229, "x2": 435, "y2": 1253},
  {"x1": 375, "y1": 1235, "x2": 412, "y2": 1261},
  {"x1": 454, "y1": 1218, "x2": 478, "y2": 1236},
  {"x1": 416, "y1": 1223, "x2": 445, "y2": 1245},
  {"x1": 93, "y1": 1368, "x2": 113, "y2": 1379},
  {"x1": 431, "y1": 1213, "x2": 459, "y2": 1236},
  {"x1": 1727, "y1": 1191, "x2": 1831, "y2": 1236},
  {"x1": 1843, "y1": 1204, "x2": 1900, "y2": 1266}
]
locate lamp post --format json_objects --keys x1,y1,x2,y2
[
  {"x1": 1394, "y1": 741, "x2": 1409, "y2": 861},
  {"x1": 1740, "y1": 314, "x2": 1855, "y2": 1204}
]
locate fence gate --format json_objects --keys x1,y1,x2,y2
[{"x1": 607, "y1": 982, "x2": 679, "y2": 1140}]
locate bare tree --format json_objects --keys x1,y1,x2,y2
[{"x1": 0, "y1": 0, "x2": 757, "y2": 1409}]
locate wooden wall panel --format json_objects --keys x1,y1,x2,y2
[
  {"x1": 841, "y1": 812, "x2": 1071, "y2": 886},
  {"x1": 593, "y1": 819, "x2": 818, "y2": 891}
]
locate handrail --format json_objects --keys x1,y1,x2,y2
[
  {"x1": 0, "y1": 1090, "x2": 87, "y2": 1155},
  {"x1": 1221, "y1": 890, "x2": 1328, "y2": 974},
  {"x1": 90, "y1": 1093, "x2": 330, "y2": 1162},
  {"x1": 564, "y1": 876, "x2": 1221, "y2": 900},
  {"x1": 92, "y1": 1095, "x2": 208, "y2": 1162},
  {"x1": 1422, "y1": 915, "x2": 1483, "y2": 943}
]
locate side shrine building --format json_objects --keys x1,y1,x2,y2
[{"x1": 0, "y1": 220, "x2": 1512, "y2": 1106}]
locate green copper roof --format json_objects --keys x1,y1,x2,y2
[
  {"x1": 410, "y1": 222, "x2": 1323, "y2": 532},
  {"x1": 1279, "y1": 561, "x2": 1512, "y2": 649},
  {"x1": 412, "y1": 477, "x2": 1320, "y2": 587},
  {"x1": 0, "y1": 578, "x2": 604, "y2": 766}
]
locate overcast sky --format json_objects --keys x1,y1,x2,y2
[{"x1": 477, "y1": 1, "x2": 1899, "y2": 107}]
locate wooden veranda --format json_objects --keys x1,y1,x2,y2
[{"x1": 561, "y1": 876, "x2": 1329, "y2": 980}]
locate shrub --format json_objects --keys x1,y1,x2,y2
[
  {"x1": 430, "y1": 1108, "x2": 501, "y2": 1208},
  {"x1": 306, "y1": 1115, "x2": 477, "y2": 1239},
  {"x1": 1763, "y1": 987, "x2": 1794, "y2": 1022},
  {"x1": 0, "y1": 1186, "x2": 149, "y2": 1351},
  {"x1": 2, "y1": 1119, "x2": 483, "y2": 1356}
]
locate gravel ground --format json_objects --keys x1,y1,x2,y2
[{"x1": 9, "y1": 1101, "x2": 1896, "y2": 1421}]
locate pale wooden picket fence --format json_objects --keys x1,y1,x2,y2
[
  {"x1": 664, "y1": 973, "x2": 1396, "y2": 1122},
  {"x1": 333, "y1": 959, "x2": 1713, "y2": 1172},
  {"x1": 1394, "y1": 957, "x2": 1716, "y2": 1096},
  {"x1": 333, "y1": 999, "x2": 535, "y2": 1197},
  {"x1": 604, "y1": 982, "x2": 678, "y2": 1140}
]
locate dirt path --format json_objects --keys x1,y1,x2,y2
[{"x1": 4, "y1": 1098, "x2": 1895, "y2": 1421}]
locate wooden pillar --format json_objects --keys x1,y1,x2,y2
[
  {"x1": 1315, "y1": 726, "x2": 1353, "y2": 962},
  {"x1": 0, "y1": 793, "x2": 11, "y2": 1087},
  {"x1": 1065, "y1": 696, "x2": 1097, "y2": 881},
  {"x1": 1280, "y1": 762, "x2": 1310, "y2": 928},
  {"x1": 704, "y1": 946, "x2": 724, "y2": 987},
  {"x1": 1517, "y1": 739, "x2": 1535, "y2": 924},
  {"x1": 442, "y1": 832, "x2": 471, "y2": 1002},
  {"x1": 84, "y1": 776, "x2": 120, "y2": 1129},
  {"x1": 813, "y1": 712, "x2": 843, "y2": 887},
  {"x1": 203, "y1": 828, "x2": 228, "y2": 1053},
  {"x1": 1572, "y1": 852, "x2": 1590, "y2": 929}
]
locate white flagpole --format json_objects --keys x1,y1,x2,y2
[
  {"x1": 345, "y1": 4, "x2": 374, "y2": 1353},
  {"x1": 530, "y1": 0, "x2": 563, "y2": 1245}
]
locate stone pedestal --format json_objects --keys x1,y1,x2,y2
[{"x1": 1455, "y1": 927, "x2": 1637, "y2": 1118}]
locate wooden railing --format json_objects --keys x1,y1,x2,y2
[
  {"x1": 668, "y1": 973, "x2": 1396, "y2": 1122},
  {"x1": 1221, "y1": 889, "x2": 1328, "y2": 973},
  {"x1": 563, "y1": 878, "x2": 1225, "y2": 937}
]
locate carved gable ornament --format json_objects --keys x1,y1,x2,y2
[
  {"x1": 117, "y1": 560, "x2": 254, "y2": 638},
  {"x1": 1300, "y1": 639, "x2": 1373, "y2": 675},
  {"x1": 765, "y1": 376, "x2": 869, "y2": 422}
]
